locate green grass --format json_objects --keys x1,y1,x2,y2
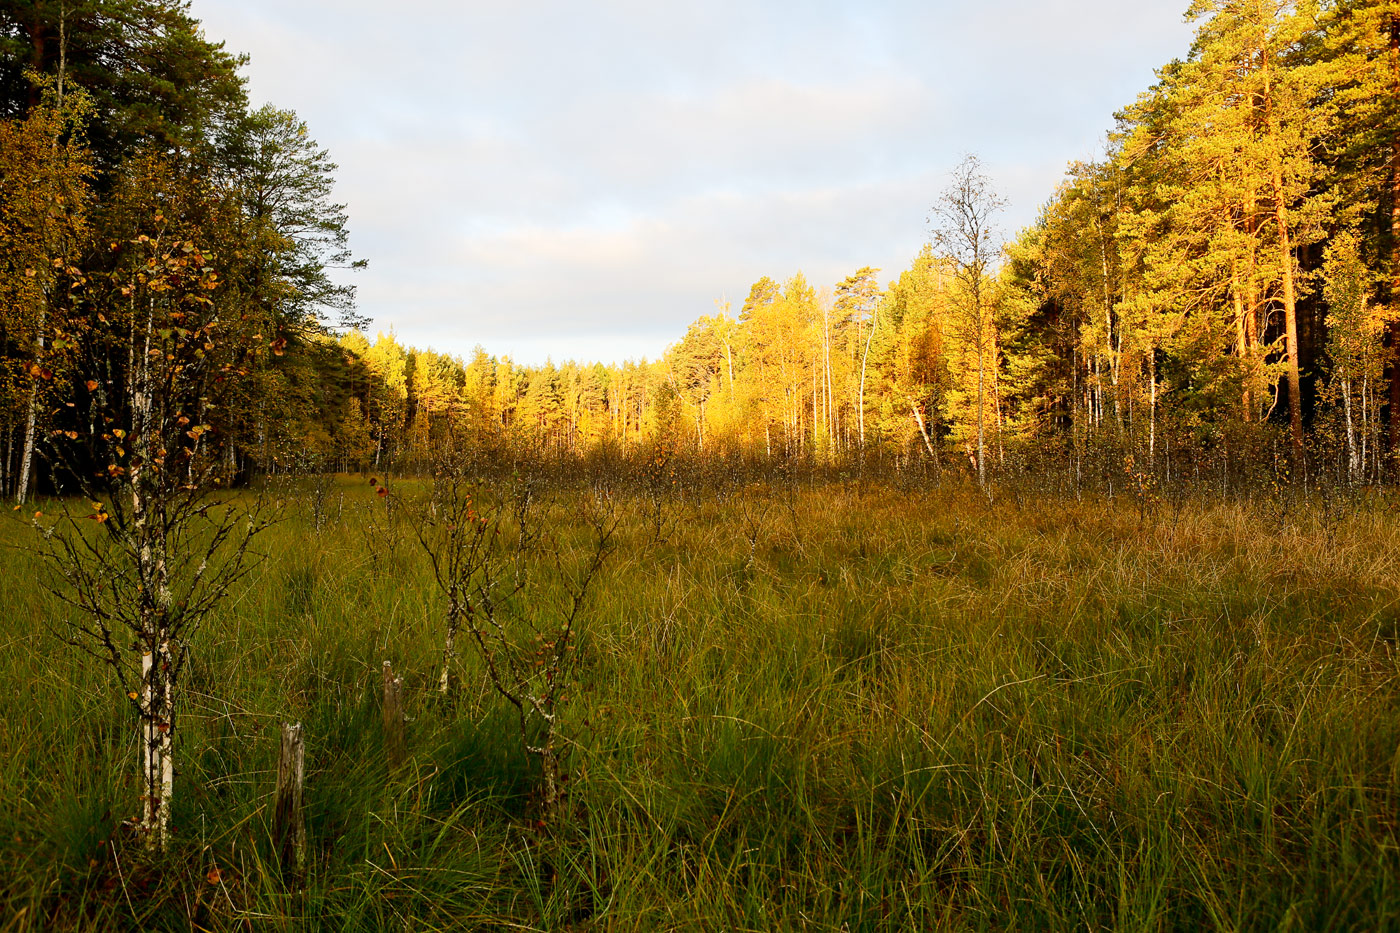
[{"x1": 2, "y1": 475, "x2": 1399, "y2": 930}]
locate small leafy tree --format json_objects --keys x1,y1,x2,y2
[
  {"x1": 414, "y1": 459, "x2": 614, "y2": 814},
  {"x1": 931, "y1": 154, "x2": 1005, "y2": 488},
  {"x1": 38, "y1": 153, "x2": 269, "y2": 849},
  {"x1": 412, "y1": 460, "x2": 531, "y2": 695},
  {"x1": 0, "y1": 77, "x2": 92, "y2": 503},
  {"x1": 1322, "y1": 230, "x2": 1386, "y2": 483}
]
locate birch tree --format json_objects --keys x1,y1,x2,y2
[
  {"x1": 931, "y1": 155, "x2": 1004, "y2": 486},
  {"x1": 0, "y1": 78, "x2": 89, "y2": 503},
  {"x1": 40, "y1": 154, "x2": 268, "y2": 850}
]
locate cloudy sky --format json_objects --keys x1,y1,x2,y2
[{"x1": 193, "y1": 0, "x2": 1198, "y2": 366}]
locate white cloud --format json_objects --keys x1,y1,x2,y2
[{"x1": 192, "y1": 0, "x2": 1197, "y2": 365}]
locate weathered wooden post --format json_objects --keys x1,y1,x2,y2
[
  {"x1": 273, "y1": 722, "x2": 306, "y2": 876},
  {"x1": 382, "y1": 661, "x2": 406, "y2": 771}
]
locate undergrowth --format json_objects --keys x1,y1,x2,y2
[{"x1": 2, "y1": 476, "x2": 1398, "y2": 930}]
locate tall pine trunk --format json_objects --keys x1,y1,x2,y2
[
  {"x1": 1273, "y1": 164, "x2": 1305, "y2": 461},
  {"x1": 1384, "y1": 12, "x2": 1400, "y2": 470}
]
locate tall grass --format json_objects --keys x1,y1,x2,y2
[{"x1": 2, "y1": 476, "x2": 1398, "y2": 930}]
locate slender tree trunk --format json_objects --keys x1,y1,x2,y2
[
  {"x1": 1387, "y1": 15, "x2": 1400, "y2": 470},
  {"x1": 1149, "y1": 348, "x2": 1157, "y2": 466},
  {"x1": 539, "y1": 718, "x2": 562, "y2": 814},
  {"x1": 858, "y1": 306, "x2": 877, "y2": 456},
  {"x1": 1273, "y1": 165, "x2": 1305, "y2": 461},
  {"x1": 1364, "y1": 373, "x2": 1372, "y2": 480},
  {"x1": 16, "y1": 383, "x2": 39, "y2": 505},
  {"x1": 140, "y1": 641, "x2": 176, "y2": 849},
  {"x1": 15, "y1": 294, "x2": 48, "y2": 505},
  {"x1": 1246, "y1": 189, "x2": 1261, "y2": 419},
  {"x1": 1345, "y1": 378, "x2": 1358, "y2": 482},
  {"x1": 817, "y1": 312, "x2": 828, "y2": 448},
  {"x1": 1098, "y1": 231, "x2": 1121, "y2": 427},
  {"x1": 1370, "y1": 372, "x2": 1381, "y2": 480},
  {"x1": 439, "y1": 606, "x2": 459, "y2": 694},
  {"x1": 1233, "y1": 260, "x2": 1252, "y2": 420},
  {"x1": 1093, "y1": 355, "x2": 1102, "y2": 428},
  {"x1": 991, "y1": 325, "x2": 1005, "y2": 465},
  {"x1": 131, "y1": 305, "x2": 177, "y2": 847},
  {"x1": 910, "y1": 399, "x2": 935, "y2": 459},
  {"x1": 976, "y1": 336, "x2": 986, "y2": 487}
]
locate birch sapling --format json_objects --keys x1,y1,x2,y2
[{"x1": 37, "y1": 155, "x2": 270, "y2": 850}]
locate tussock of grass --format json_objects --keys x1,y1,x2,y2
[{"x1": 2, "y1": 477, "x2": 1399, "y2": 929}]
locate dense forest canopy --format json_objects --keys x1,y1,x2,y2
[{"x1": 2, "y1": 0, "x2": 1399, "y2": 493}]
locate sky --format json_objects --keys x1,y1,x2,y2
[{"x1": 192, "y1": 0, "x2": 1199, "y2": 367}]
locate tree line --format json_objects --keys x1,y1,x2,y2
[
  {"x1": 0, "y1": 0, "x2": 361, "y2": 502},
  {"x1": 4, "y1": 0, "x2": 1399, "y2": 494},
  {"x1": 232, "y1": 0, "x2": 1400, "y2": 489}
]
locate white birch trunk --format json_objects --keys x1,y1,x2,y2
[
  {"x1": 1149, "y1": 349, "x2": 1157, "y2": 466},
  {"x1": 976, "y1": 337, "x2": 986, "y2": 487},
  {"x1": 910, "y1": 400, "x2": 936, "y2": 459},
  {"x1": 439, "y1": 616, "x2": 457, "y2": 694},
  {"x1": 15, "y1": 307, "x2": 46, "y2": 505},
  {"x1": 858, "y1": 307, "x2": 877, "y2": 456},
  {"x1": 1344, "y1": 378, "x2": 1358, "y2": 483},
  {"x1": 140, "y1": 643, "x2": 175, "y2": 849}
]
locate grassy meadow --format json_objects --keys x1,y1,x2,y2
[{"x1": 2, "y1": 474, "x2": 1399, "y2": 930}]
